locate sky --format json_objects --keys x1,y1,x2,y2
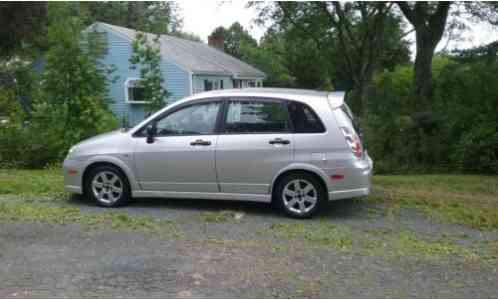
[
  {"x1": 178, "y1": 1, "x2": 498, "y2": 58},
  {"x1": 178, "y1": 1, "x2": 265, "y2": 42}
]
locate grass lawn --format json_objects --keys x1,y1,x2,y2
[
  {"x1": 369, "y1": 175, "x2": 498, "y2": 231},
  {"x1": 0, "y1": 168, "x2": 497, "y2": 231},
  {"x1": 0, "y1": 168, "x2": 64, "y2": 197}
]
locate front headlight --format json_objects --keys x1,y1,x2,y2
[{"x1": 66, "y1": 146, "x2": 76, "y2": 158}]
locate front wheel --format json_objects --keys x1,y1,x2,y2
[
  {"x1": 84, "y1": 165, "x2": 131, "y2": 207},
  {"x1": 274, "y1": 173, "x2": 326, "y2": 218}
]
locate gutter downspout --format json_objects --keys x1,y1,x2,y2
[{"x1": 188, "y1": 71, "x2": 194, "y2": 95}]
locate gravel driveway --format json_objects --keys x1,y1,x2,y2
[{"x1": 1, "y1": 195, "x2": 497, "y2": 298}]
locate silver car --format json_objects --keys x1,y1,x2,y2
[{"x1": 63, "y1": 88, "x2": 373, "y2": 218}]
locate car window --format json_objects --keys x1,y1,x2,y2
[
  {"x1": 288, "y1": 101, "x2": 325, "y2": 133},
  {"x1": 224, "y1": 100, "x2": 290, "y2": 133},
  {"x1": 153, "y1": 102, "x2": 221, "y2": 136}
]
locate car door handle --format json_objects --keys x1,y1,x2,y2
[
  {"x1": 269, "y1": 138, "x2": 290, "y2": 145},
  {"x1": 190, "y1": 139, "x2": 211, "y2": 146}
]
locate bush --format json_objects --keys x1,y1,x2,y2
[
  {"x1": 365, "y1": 56, "x2": 498, "y2": 174},
  {"x1": 0, "y1": 96, "x2": 117, "y2": 168},
  {"x1": 0, "y1": 3, "x2": 119, "y2": 168},
  {"x1": 452, "y1": 123, "x2": 498, "y2": 174}
]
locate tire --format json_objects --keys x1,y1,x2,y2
[
  {"x1": 84, "y1": 165, "x2": 131, "y2": 207},
  {"x1": 274, "y1": 172, "x2": 326, "y2": 218}
]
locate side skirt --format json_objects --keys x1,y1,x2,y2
[{"x1": 132, "y1": 190, "x2": 271, "y2": 203}]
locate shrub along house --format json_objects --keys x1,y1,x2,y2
[{"x1": 87, "y1": 22, "x2": 266, "y2": 125}]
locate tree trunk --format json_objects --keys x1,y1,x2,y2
[
  {"x1": 349, "y1": 76, "x2": 371, "y2": 117},
  {"x1": 413, "y1": 30, "x2": 437, "y2": 111},
  {"x1": 396, "y1": 2, "x2": 451, "y2": 110}
]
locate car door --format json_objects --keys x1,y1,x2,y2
[
  {"x1": 215, "y1": 98, "x2": 294, "y2": 195},
  {"x1": 133, "y1": 100, "x2": 222, "y2": 193}
]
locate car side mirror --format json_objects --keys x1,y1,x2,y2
[{"x1": 146, "y1": 124, "x2": 156, "y2": 144}]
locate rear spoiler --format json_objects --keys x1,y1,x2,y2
[{"x1": 327, "y1": 91, "x2": 345, "y2": 109}]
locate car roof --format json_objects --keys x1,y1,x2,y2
[{"x1": 184, "y1": 88, "x2": 345, "y2": 107}]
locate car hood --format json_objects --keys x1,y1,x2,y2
[
  {"x1": 68, "y1": 129, "x2": 130, "y2": 158},
  {"x1": 76, "y1": 129, "x2": 124, "y2": 146}
]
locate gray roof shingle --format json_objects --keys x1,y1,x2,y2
[{"x1": 97, "y1": 22, "x2": 266, "y2": 79}]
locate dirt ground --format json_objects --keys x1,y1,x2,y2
[{"x1": 1, "y1": 195, "x2": 497, "y2": 298}]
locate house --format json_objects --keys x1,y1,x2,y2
[{"x1": 87, "y1": 22, "x2": 266, "y2": 125}]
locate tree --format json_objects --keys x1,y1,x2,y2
[
  {"x1": 222, "y1": 22, "x2": 258, "y2": 59},
  {"x1": 241, "y1": 30, "x2": 296, "y2": 87},
  {"x1": 396, "y1": 2, "x2": 451, "y2": 110},
  {"x1": 128, "y1": 3, "x2": 173, "y2": 114},
  {"x1": 0, "y1": 2, "x2": 48, "y2": 58},
  {"x1": 252, "y1": 2, "x2": 409, "y2": 115},
  {"x1": 36, "y1": 2, "x2": 117, "y2": 153},
  {"x1": 79, "y1": 1, "x2": 183, "y2": 35},
  {"x1": 129, "y1": 32, "x2": 170, "y2": 113},
  {"x1": 172, "y1": 31, "x2": 202, "y2": 42}
]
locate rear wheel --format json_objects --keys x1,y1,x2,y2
[
  {"x1": 274, "y1": 173, "x2": 326, "y2": 218},
  {"x1": 84, "y1": 165, "x2": 131, "y2": 207}
]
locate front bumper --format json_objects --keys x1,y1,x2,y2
[
  {"x1": 328, "y1": 154, "x2": 373, "y2": 201},
  {"x1": 62, "y1": 158, "x2": 85, "y2": 194}
]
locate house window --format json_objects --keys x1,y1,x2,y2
[
  {"x1": 232, "y1": 79, "x2": 259, "y2": 89},
  {"x1": 125, "y1": 78, "x2": 147, "y2": 103},
  {"x1": 203, "y1": 79, "x2": 224, "y2": 91},
  {"x1": 204, "y1": 80, "x2": 213, "y2": 91},
  {"x1": 233, "y1": 79, "x2": 240, "y2": 88}
]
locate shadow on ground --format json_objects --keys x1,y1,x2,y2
[{"x1": 67, "y1": 193, "x2": 371, "y2": 221}]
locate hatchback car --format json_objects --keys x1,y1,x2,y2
[{"x1": 63, "y1": 88, "x2": 373, "y2": 218}]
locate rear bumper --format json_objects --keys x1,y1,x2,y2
[{"x1": 328, "y1": 154, "x2": 373, "y2": 201}]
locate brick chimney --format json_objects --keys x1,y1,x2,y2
[{"x1": 208, "y1": 33, "x2": 224, "y2": 52}]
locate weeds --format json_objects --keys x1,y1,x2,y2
[
  {"x1": 261, "y1": 221, "x2": 353, "y2": 251},
  {"x1": 0, "y1": 202, "x2": 182, "y2": 238}
]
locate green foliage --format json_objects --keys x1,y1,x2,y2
[
  {"x1": 216, "y1": 22, "x2": 258, "y2": 60},
  {"x1": 129, "y1": 32, "x2": 170, "y2": 113},
  {"x1": 79, "y1": 2, "x2": 183, "y2": 35},
  {"x1": 209, "y1": 23, "x2": 295, "y2": 87},
  {"x1": 365, "y1": 54, "x2": 498, "y2": 174},
  {"x1": 0, "y1": 2, "x2": 48, "y2": 58},
  {"x1": 0, "y1": 2, "x2": 117, "y2": 168},
  {"x1": 434, "y1": 59, "x2": 498, "y2": 173},
  {"x1": 38, "y1": 2, "x2": 117, "y2": 153}
]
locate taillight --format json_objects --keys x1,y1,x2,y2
[{"x1": 340, "y1": 126, "x2": 362, "y2": 158}]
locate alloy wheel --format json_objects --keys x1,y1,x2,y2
[
  {"x1": 282, "y1": 179, "x2": 318, "y2": 215},
  {"x1": 91, "y1": 171, "x2": 123, "y2": 205}
]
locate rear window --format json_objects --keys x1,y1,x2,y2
[
  {"x1": 287, "y1": 101, "x2": 325, "y2": 133},
  {"x1": 340, "y1": 103, "x2": 354, "y2": 121},
  {"x1": 224, "y1": 100, "x2": 290, "y2": 133},
  {"x1": 334, "y1": 103, "x2": 363, "y2": 138},
  {"x1": 333, "y1": 104, "x2": 354, "y2": 128}
]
